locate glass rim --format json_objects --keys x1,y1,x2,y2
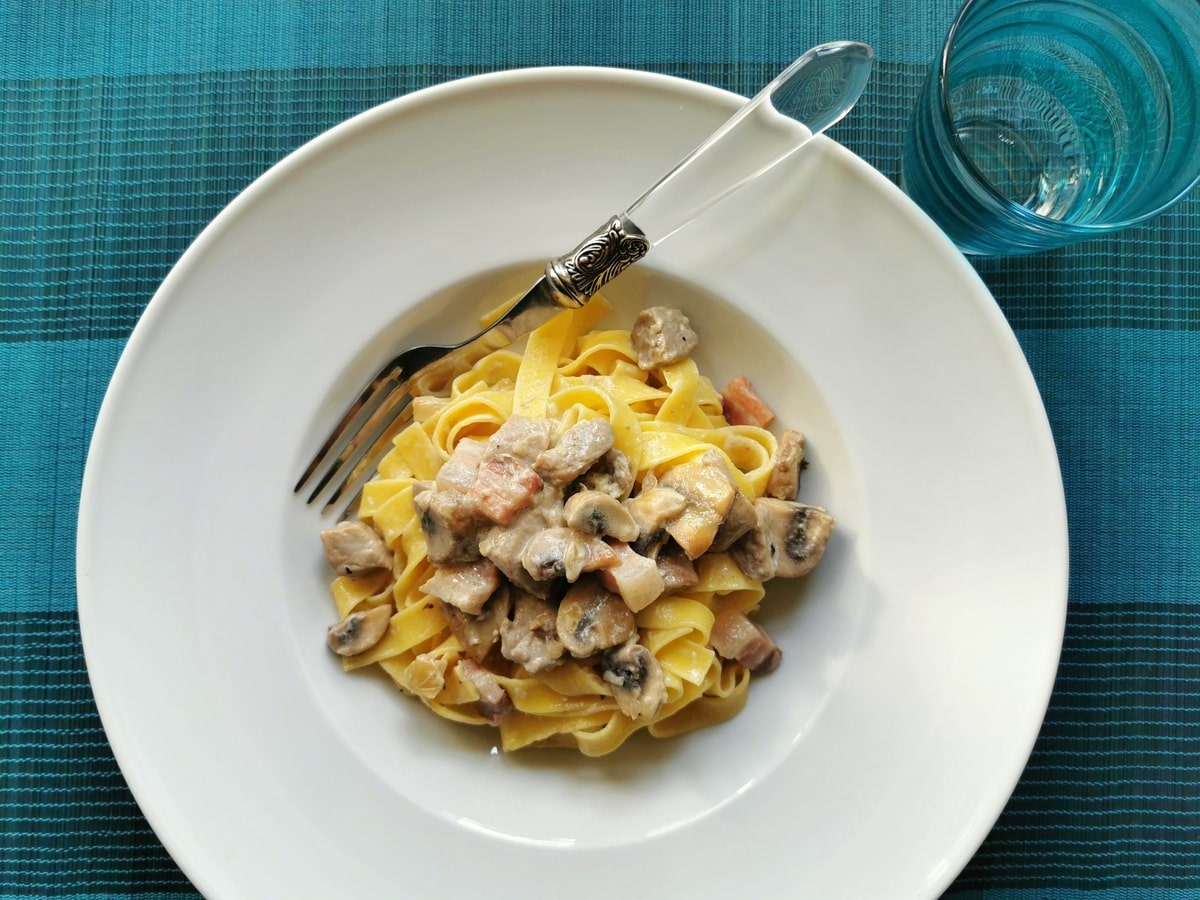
[{"x1": 934, "y1": 0, "x2": 1200, "y2": 232}]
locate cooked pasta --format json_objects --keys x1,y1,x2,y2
[{"x1": 319, "y1": 297, "x2": 834, "y2": 756}]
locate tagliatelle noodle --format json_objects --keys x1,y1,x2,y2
[{"x1": 334, "y1": 296, "x2": 786, "y2": 756}]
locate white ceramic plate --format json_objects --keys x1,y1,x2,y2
[{"x1": 78, "y1": 68, "x2": 1067, "y2": 899}]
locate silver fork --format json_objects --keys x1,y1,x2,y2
[{"x1": 296, "y1": 41, "x2": 874, "y2": 514}]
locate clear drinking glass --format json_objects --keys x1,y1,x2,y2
[{"x1": 901, "y1": 0, "x2": 1200, "y2": 255}]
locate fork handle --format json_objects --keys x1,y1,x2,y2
[{"x1": 544, "y1": 214, "x2": 650, "y2": 308}]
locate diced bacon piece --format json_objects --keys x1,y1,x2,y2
[
  {"x1": 469, "y1": 453, "x2": 543, "y2": 525},
  {"x1": 721, "y1": 375, "x2": 775, "y2": 427},
  {"x1": 710, "y1": 609, "x2": 781, "y2": 673}
]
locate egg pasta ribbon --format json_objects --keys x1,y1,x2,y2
[{"x1": 328, "y1": 297, "x2": 793, "y2": 756}]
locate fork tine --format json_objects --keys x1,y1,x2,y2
[
  {"x1": 321, "y1": 389, "x2": 416, "y2": 515},
  {"x1": 306, "y1": 378, "x2": 410, "y2": 506},
  {"x1": 296, "y1": 361, "x2": 404, "y2": 499}
]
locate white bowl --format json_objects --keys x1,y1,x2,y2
[{"x1": 77, "y1": 66, "x2": 1067, "y2": 899}]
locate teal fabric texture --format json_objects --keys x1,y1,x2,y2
[{"x1": 2, "y1": 1, "x2": 1198, "y2": 896}]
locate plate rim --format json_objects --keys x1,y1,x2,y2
[{"x1": 76, "y1": 63, "x2": 1069, "y2": 899}]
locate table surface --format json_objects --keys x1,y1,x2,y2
[{"x1": 3, "y1": 2, "x2": 1198, "y2": 898}]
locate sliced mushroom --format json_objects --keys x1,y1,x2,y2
[
  {"x1": 710, "y1": 609, "x2": 781, "y2": 673},
  {"x1": 499, "y1": 591, "x2": 565, "y2": 673},
  {"x1": 630, "y1": 306, "x2": 699, "y2": 370},
  {"x1": 601, "y1": 638, "x2": 667, "y2": 720},
  {"x1": 655, "y1": 543, "x2": 700, "y2": 594},
  {"x1": 468, "y1": 453, "x2": 544, "y2": 525},
  {"x1": 765, "y1": 429, "x2": 805, "y2": 500},
  {"x1": 564, "y1": 489, "x2": 640, "y2": 542},
  {"x1": 320, "y1": 521, "x2": 393, "y2": 576},
  {"x1": 728, "y1": 507, "x2": 776, "y2": 581},
  {"x1": 457, "y1": 658, "x2": 513, "y2": 724},
  {"x1": 326, "y1": 604, "x2": 393, "y2": 657},
  {"x1": 580, "y1": 448, "x2": 635, "y2": 499},
  {"x1": 441, "y1": 585, "x2": 512, "y2": 661},
  {"x1": 729, "y1": 498, "x2": 835, "y2": 580},
  {"x1": 478, "y1": 505, "x2": 553, "y2": 597},
  {"x1": 659, "y1": 456, "x2": 736, "y2": 558},
  {"x1": 556, "y1": 579, "x2": 638, "y2": 658},
  {"x1": 598, "y1": 542, "x2": 665, "y2": 613},
  {"x1": 420, "y1": 557, "x2": 501, "y2": 615},
  {"x1": 416, "y1": 487, "x2": 481, "y2": 565},
  {"x1": 520, "y1": 526, "x2": 618, "y2": 582},
  {"x1": 708, "y1": 489, "x2": 758, "y2": 553},
  {"x1": 764, "y1": 500, "x2": 835, "y2": 577},
  {"x1": 534, "y1": 419, "x2": 615, "y2": 487}
]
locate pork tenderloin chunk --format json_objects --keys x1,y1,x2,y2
[
  {"x1": 499, "y1": 592, "x2": 565, "y2": 673},
  {"x1": 534, "y1": 419, "x2": 615, "y2": 488},
  {"x1": 765, "y1": 429, "x2": 805, "y2": 500},
  {"x1": 415, "y1": 488, "x2": 481, "y2": 565},
  {"x1": 483, "y1": 415, "x2": 554, "y2": 463},
  {"x1": 630, "y1": 306, "x2": 699, "y2": 370},
  {"x1": 441, "y1": 586, "x2": 511, "y2": 661},
  {"x1": 478, "y1": 487, "x2": 565, "y2": 597},
  {"x1": 320, "y1": 521, "x2": 393, "y2": 576},
  {"x1": 419, "y1": 558, "x2": 501, "y2": 615},
  {"x1": 436, "y1": 437, "x2": 487, "y2": 493}
]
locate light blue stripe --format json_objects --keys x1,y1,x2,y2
[
  {"x1": 0, "y1": 338, "x2": 124, "y2": 614},
  {"x1": 0, "y1": 0, "x2": 953, "y2": 81},
  {"x1": 1015, "y1": 326, "x2": 1200, "y2": 605}
]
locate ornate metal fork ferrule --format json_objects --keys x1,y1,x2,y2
[{"x1": 544, "y1": 214, "x2": 650, "y2": 308}]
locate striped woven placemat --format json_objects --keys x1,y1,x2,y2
[{"x1": 3, "y1": 2, "x2": 1197, "y2": 896}]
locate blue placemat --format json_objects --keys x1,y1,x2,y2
[{"x1": 2, "y1": 1, "x2": 1198, "y2": 897}]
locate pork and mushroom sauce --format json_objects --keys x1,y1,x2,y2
[{"x1": 318, "y1": 302, "x2": 835, "y2": 755}]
